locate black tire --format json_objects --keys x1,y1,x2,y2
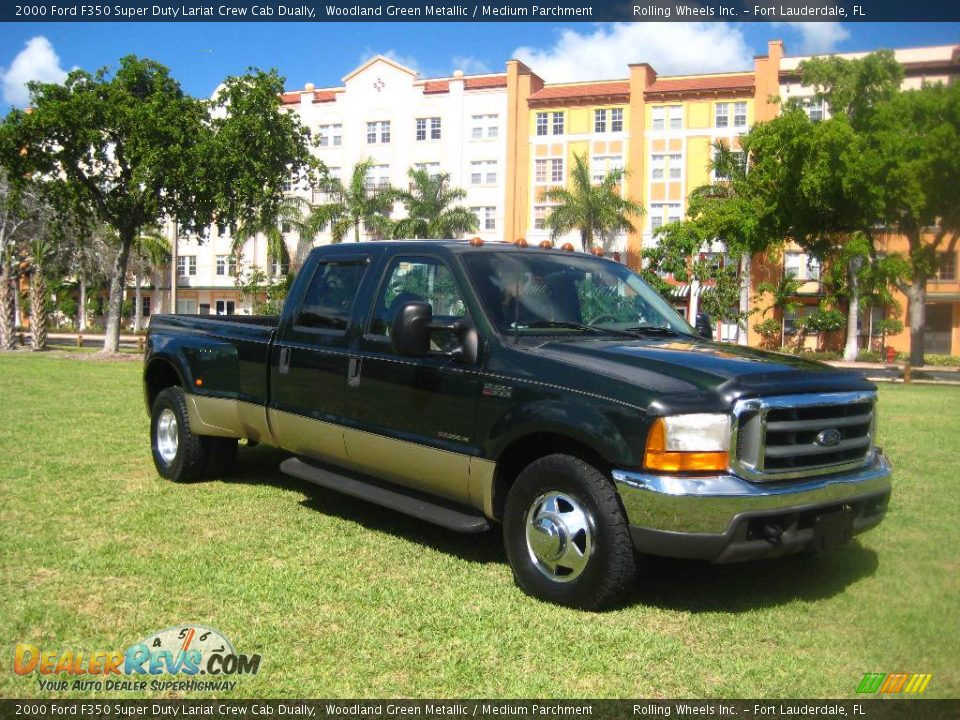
[
  {"x1": 150, "y1": 386, "x2": 209, "y2": 482},
  {"x1": 503, "y1": 454, "x2": 636, "y2": 610},
  {"x1": 206, "y1": 438, "x2": 238, "y2": 478}
]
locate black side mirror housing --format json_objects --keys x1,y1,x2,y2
[
  {"x1": 391, "y1": 301, "x2": 480, "y2": 364},
  {"x1": 695, "y1": 312, "x2": 714, "y2": 341},
  {"x1": 392, "y1": 302, "x2": 433, "y2": 357}
]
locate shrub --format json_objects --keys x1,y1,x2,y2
[
  {"x1": 802, "y1": 308, "x2": 846, "y2": 334},
  {"x1": 857, "y1": 350, "x2": 883, "y2": 363},
  {"x1": 795, "y1": 350, "x2": 842, "y2": 362},
  {"x1": 923, "y1": 354, "x2": 960, "y2": 367}
]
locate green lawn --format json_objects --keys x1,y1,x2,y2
[{"x1": 1, "y1": 353, "x2": 957, "y2": 698}]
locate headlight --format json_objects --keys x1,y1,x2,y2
[{"x1": 643, "y1": 414, "x2": 730, "y2": 472}]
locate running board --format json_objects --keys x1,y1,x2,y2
[{"x1": 280, "y1": 457, "x2": 491, "y2": 533}]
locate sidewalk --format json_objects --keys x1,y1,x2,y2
[{"x1": 825, "y1": 360, "x2": 960, "y2": 386}]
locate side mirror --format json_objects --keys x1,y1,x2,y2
[
  {"x1": 391, "y1": 301, "x2": 433, "y2": 357},
  {"x1": 391, "y1": 301, "x2": 480, "y2": 364},
  {"x1": 695, "y1": 312, "x2": 714, "y2": 341}
]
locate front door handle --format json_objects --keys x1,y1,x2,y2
[
  {"x1": 347, "y1": 357, "x2": 361, "y2": 388},
  {"x1": 279, "y1": 347, "x2": 292, "y2": 374}
]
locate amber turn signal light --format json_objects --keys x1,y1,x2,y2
[{"x1": 643, "y1": 417, "x2": 729, "y2": 472}]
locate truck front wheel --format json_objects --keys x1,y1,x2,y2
[
  {"x1": 151, "y1": 386, "x2": 210, "y2": 482},
  {"x1": 503, "y1": 454, "x2": 637, "y2": 610}
]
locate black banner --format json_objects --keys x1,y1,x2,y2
[
  {"x1": 2, "y1": 700, "x2": 960, "y2": 720},
  {"x1": 3, "y1": 0, "x2": 960, "y2": 23}
]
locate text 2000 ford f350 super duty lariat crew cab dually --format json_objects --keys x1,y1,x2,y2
[{"x1": 144, "y1": 241, "x2": 892, "y2": 609}]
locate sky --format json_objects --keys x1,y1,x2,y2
[{"x1": 1, "y1": 21, "x2": 958, "y2": 107}]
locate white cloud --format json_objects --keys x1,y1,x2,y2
[
  {"x1": 1, "y1": 36, "x2": 69, "y2": 107},
  {"x1": 779, "y1": 22, "x2": 850, "y2": 54},
  {"x1": 452, "y1": 55, "x2": 491, "y2": 76},
  {"x1": 513, "y1": 23, "x2": 754, "y2": 82},
  {"x1": 358, "y1": 47, "x2": 421, "y2": 75}
]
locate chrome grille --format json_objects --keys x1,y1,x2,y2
[{"x1": 731, "y1": 392, "x2": 877, "y2": 481}]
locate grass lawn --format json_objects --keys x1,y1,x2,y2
[{"x1": 1, "y1": 353, "x2": 958, "y2": 698}]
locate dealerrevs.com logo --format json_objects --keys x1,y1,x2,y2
[{"x1": 15, "y1": 625, "x2": 261, "y2": 692}]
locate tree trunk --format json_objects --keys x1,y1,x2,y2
[
  {"x1": 843, "y1": 256, "x2": 862, "y2": 362},
  {"x1": 737, "y1": 253, "x2": 751, "y2": 346},
  {"x1": 133, "y1": 273, "x2": 143, "y2": 333},
  {"x1": 78, "y1": 272, "x2": 87, "y2": 331},
  {"x1": 102, "y1": 232, "x2": 133, "y2": 354},
  {"x1": 0, "y1": 261, "x2": 13, "y2": 350},
  {"x1": 906, "y1": 273, "x2": 926, "y2": 367},
  {"x1": 29, "y1": 269, "x2": 47, "y2": 351}
]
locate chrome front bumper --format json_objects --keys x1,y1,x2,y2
[{"x1": 612, "y1": 451, "x2": 892, "y2": 563}]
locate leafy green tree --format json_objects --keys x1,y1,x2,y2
[
  {"x1": 540, "y1": 153, "x2": 643, "y2": 252},
  {"x1": 231, "y1": 194, "x2": 311, "y2": 277},
  {"x1": 304, "y1": 159, "x2": 396, "y2": 243},
  {"x1": 756, "y1": 275, "x2": 805, "y2": 349},
  {"x1": 129, "y1": 225, "x2": 170, "y2": 331},
  {"x1": 1, "y1": 58, "x2": 315, "y2": 353},
  {"x1": 392, "y1": 168, "x2": 478, "y2": 239}
]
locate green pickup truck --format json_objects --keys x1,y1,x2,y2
[{"x1": 144, "y1": 241, "x2": 892, "y2": 609}]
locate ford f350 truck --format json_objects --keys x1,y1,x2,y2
[{"x1": 144, "y1": 241, "x2": 892, "y2": 609}]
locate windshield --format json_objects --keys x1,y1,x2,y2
[{"x1": 462, "y1": 251, "x2": 694, "y2": 336}]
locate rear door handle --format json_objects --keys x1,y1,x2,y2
[
  {"x1": 279, "y1": 347, "x2": 292, "y2": 374},
  {"x1": 347, "y1": 357, "x2": 362, "y2": 388}
]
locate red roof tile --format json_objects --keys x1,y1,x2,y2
[
  {"x1": 423, "y1": 80, "x2": 449, "y2": 94},
  {"x1": 465, "y1": 75, "x2": 507, "y2": 90},
  {"x1": 281, "y1": 90, "x2": 339, "y2": 104},
  {"x1": 645, "y1": 74, "x2": 754, "y2": 96},
  {"x1": 529, "y1": 81, "x2": 631, "y2": 102}
]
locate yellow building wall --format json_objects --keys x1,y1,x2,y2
[
  {"x1": 687, "y1": 101, "x2": 710, "y2": 129},
  {"x1": 686, "y1": 136, "x2": 712, "y2": 189}
]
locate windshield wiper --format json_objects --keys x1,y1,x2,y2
[
  {"x1": 623, "y1": 325, "x2": 692, "y2": 337},
  {"x1": 521, "y1": 321, "x2": 641, "y2": 340}
]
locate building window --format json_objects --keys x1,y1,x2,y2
[
  {"x1": 415, "y1": 117, "x2": 441, "y2": 141},
  {"x1": 470, "y1": 160, "x2": 497, "y2": 186},
  {"x1": 650, "y1": 154, "x2": 665, "y2": 180},
  {"x1": 534, "y1": 205, "x2": 551, "y2": 230},
  {"x1": 591, "y1": 155, "x2": 623, "y2": 182},
  {"x1": 806, "y1": 98, "x2": 826, "y2": 122},
  {"x1": 668, "y1": 105, "x2": 682, "y2": 130},
  {"x1": 471, "y1": 114, "x2": 498, "y2": 139},
  {"x1": 142, "y1": 297, "x2": 151, "y2": 317},
  {"x1": 177, "y1": 256, "x2": 197, "y2": 277},
  {"x1": 733, "y1": 101, "x2": 747, "y2": 127},
  {"x1": 668, "y1": 154, "x2": 683, "y2": 180},
  {"x1": 535, "y1": 158, "x2": 563, "y2": 184},
  {"x1": 652, "y1": 107, "x2": 665, "y2": 131},
  {"x1": 413, "y1": 162, "x2": 441, "y2": 178},
  {"x1": 216, "y1": 255, "x2": 235, "y2": 276},
  {"x1": 472, "y1": 206, "x2": 496, "y2": 231},
  {"x1": 715, "y1": 102, "x2": 730, "y2": 128},
  {"x1": 271, "y1": 261, "x2": 288, "y2": 276},
  {"x1": 366, "y1": 120, "x2": 390, "y2": 144},
  {"x1": 611, "y1": 107, "x2": 624, "y2": 132},
  {"x1": 784, "y1": 252, "x2": 822, "y2": 281},
  {"x1": 215, "y1": 300, "x2": 236, "y2": 316},
  {"x1": 552, "y1": 111, "x2": 564, "y2": 135},
  {"x1": 936, "y1": 252, "x2": 957, "y2": 281},
  {"x1": 713, "y1": 149, "x2": 745, "y2": 181},
  {"x1": 318, "y1": 124, "x2": 342, "y2": 147},
  {"x1": 364, "y1": 164, "x2": 390, "y2": 190},
  {"x1": 536, "y1": 111, "x2": 564, "y2": 135},
  {"x1": 594, "y1": 109, "x2": 607, "y2": 133},
  {"x1": 667, "y1": 204, "x2": 682, "y2": 224},
  {"x1": 281, "y1": 177, "x2": 294, "y2": 193}
]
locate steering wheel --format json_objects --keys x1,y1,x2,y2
[{"x1": 588, "y1": 314, "x2": 619, "y2": 326}]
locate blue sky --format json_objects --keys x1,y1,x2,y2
[{"x1": 1, "y1": 21, "x2": 958, "y2": 106}]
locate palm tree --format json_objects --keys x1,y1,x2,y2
[
  {"x1": 303, "y1": 159, "x2": 397, "y2": 244},
  {"x1": 129, "y1": 226, "x2": 171, "y2": 331},
  {"x1": 540, "y1": 153, "x2": 643, "y2": 252},
  {"x1": 757, "y1": 274, "x2": 805, "y2": 349},
  {"x1": 25, "y1": 237, "x2": 53, "y2": 351},
  {"x1": 231, "y1": 194, "x2": 311, "y2": 277},
  {"x1": 392, "y1": 168, "x2": 478, "y2": 239}
]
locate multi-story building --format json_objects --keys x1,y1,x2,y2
[
  {"x1": 147, "y1": 55, "x2": 508, "y2": 316},
  {"x1": 140, "y1": 41, "x2": 960, "y2": 356}
]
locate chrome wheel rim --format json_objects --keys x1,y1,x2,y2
[
  {"x1": 525, "y1": 491, "x2": 593, "y2": 583},
  {"x1": 156, "y1": 408, "x2": 179, "y2": 465}
]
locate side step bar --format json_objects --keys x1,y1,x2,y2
[{"x1": 279, "y1": 457, "x2": 491, "y2": 533}]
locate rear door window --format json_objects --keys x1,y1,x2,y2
[{"x1": 295, "y1": 259, "x2": 369, "y2": 332}]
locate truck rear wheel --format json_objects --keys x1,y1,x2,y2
[
  {"x1": 503, "y1": 454, "x2": 636, "y2": 610},
  {"x1": 151, "y1": 386, "x2": 210, "y2": 482}
]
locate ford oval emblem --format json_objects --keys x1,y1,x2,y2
[{"x1": 816, "y1": 428, "x2": 842, "y2": 447}]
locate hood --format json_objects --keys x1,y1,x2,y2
[{"x1": 529, "y1": 336, "x2": 875, "y2": 413}]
